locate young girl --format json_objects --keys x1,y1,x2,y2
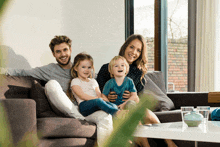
[
  {"x1": 70, "y1": 52, "x2": 120, "y2": 117},
  {"x1": 102, "y1": 56, "x2": 139, "y2": 110}
]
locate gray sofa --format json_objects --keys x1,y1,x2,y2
[
  {"x1": 0, "y1": 71, "x2": 220, "y2": 147},
  {"x1": 0, "y1": 75, "x2": 96, "y2": 147}
]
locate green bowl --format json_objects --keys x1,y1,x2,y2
[{"x1": 184, "y1": 120, "x2": 202, "y2": 127}]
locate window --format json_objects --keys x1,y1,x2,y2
[
  {"x1": 133, "y1": 0, "x2": 188, "y2": 92},
  {"x1": 134, "y1": 0, "x2": 154, "y2": 71},
  {"x1": 167, "y1": 0, "x2": 188, "y2": 92}
]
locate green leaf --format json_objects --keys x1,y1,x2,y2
[
  {"x1": 103, "y1": 93, "x2": 157, "y2": 147},
  {"x1": 0, "y1": 0, "x2": 9, "y2": 18},
  {"x1": 0, "y1": 104, "x2": 13, "y2": 147}
]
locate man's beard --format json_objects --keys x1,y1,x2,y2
[{"x1": 56, "y1": 56, "x2": 71, "y2": 66}]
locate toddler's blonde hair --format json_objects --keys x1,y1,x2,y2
[{"x1": 108, "y1": 56, "x2": 129, "y2": 78}]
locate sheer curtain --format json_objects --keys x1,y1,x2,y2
[{"x1": 195, "y1": 0, "x2": 218, "y2": 92}]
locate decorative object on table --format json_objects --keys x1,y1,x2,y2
[
  {"x1": 197, "y1": 106, "x2": 210, "y2": 124},
  {"x1": 184, "y1": 110, "x2": 204, "y2": 127},
  {"x1": 181, "y1": 106, "x2": 194, "y2": 124}
]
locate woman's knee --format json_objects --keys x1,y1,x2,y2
[
  {"x1": 124, "y1": 100, "x2": 137, "y2": 110},
  {"x1": 144, "y1": 109, "x2": 160, "y2": 124}
]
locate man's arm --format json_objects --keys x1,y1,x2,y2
[
  {"x1": 0, "y1": 67, "x2": 8, "y2": 75},
  {"x1": 3, "y1": 64, "x2": 55, "y2": 82}
]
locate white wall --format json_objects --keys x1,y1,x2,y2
[{"x1": 1, "y1": 0, "x2": 125, "y2": 72}]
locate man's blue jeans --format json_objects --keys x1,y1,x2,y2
[{"x1": 79, "y1": 98, "x2": 118, "y2": 116}]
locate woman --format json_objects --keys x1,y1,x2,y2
[{"x1": 97, "y1": 34, "x2": 177, "y2": 147}]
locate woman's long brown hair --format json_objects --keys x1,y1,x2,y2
[{"x1": 119, "y1": 34, "x2": 148, "y2": 84}]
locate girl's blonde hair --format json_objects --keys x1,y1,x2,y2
[
  {"x1": 108, "y1": 56, "x2": 129, "y2": 78},
  {"x1": 119, "y1": 34, "x2": 148, "y2": 84},
  {"x1": 70, "y1": 52, "x2": 95, "y2": 78},
  {"x1": 67, "y1": 52, "x2": 94, "y2": 102}
]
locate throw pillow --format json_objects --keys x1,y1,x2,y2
[
  {"x1": 30, "y1": 80, "x2": 58, "y2": 118},
  {"x1": 139, "y1": 75, "x2": 175, "y2": 111},
  {"x1": 4, "y1": 85, "x2": 30, "y2": 99},
  {"x1": 146, "y1": 71, "x2": 166, "y2": 94}
]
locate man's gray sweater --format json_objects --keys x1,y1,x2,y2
[{"x1": 7, "y1": 63, "x2": 72, "y2": 92}]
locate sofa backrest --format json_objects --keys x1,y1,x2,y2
[
  {"x1": 0, "y1": 71, "x2": 167, "y2": 99},
  {"x1": 0, "y1": 74, "x2": 44, "y2": 99}
]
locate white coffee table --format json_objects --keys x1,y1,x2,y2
[{"x1": 133, "y1": 121, "x2": 220, "y2": 147}]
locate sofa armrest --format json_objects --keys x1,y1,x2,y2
[
  {"x1": 0, "y1": 99, "x2": 37, "y2": 145},
  {"x1": 167, "y1": 92, "x2": 220, "y2": 109}
]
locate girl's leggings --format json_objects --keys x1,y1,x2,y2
[{"x1": 79, "y1": 98, "x2": 118, "y2": 116}]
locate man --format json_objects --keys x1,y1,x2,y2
[
  {"x1": 1, "y1": 35, "x2": 113, "y2": 146},
  {"x1": 5, "y1": 35, "x2": 72, "y2": 93}
]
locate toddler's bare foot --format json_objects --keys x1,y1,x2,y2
[{"x1": 115, "y1": 110, "x2": 129, "y2": 119}]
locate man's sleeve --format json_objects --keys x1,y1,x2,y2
[
  {"x1": 96, "y1": 64, "x2": 111, "y2": 92},
  {"x1": 7, "y1": 64, "x2": 53, "y2": 81}
]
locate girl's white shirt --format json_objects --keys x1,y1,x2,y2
[{"x1": 71, "y1": 77, "x2": 99, "y2": 104}]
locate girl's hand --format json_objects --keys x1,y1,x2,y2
[
  {"x1": 107, "y1": 91, "x2": 117, "y2": 102},
  {"x1": 122, "y1": 90, "x2": 131, "y2": 101},
  {"x1": 101, "y1": 97, "x2": 109, "y2": 102}
]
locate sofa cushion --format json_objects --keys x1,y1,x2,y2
[
  {"x1": 140, "y1": 74, "x2": 175, "y2": 111},
  {"x1": 30, "y1": 80, "x2": 58, "y2": 118},
  {"x1": 0, "y1": 99, "x2": 37, "y2": 145},
  {"x1": 37, "y1": 117, "x2": 97, "y2": 139},
  {"x1": 4, "y1": 85, "x2": 30, "y2": 99},
  {"x1": 40, "y1": 138, "x2": 95, "y2": 147}
]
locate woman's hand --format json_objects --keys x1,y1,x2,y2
[
  {"x1": 122, "y1": 90, "x2": 131, "y2": 101},
  {"x1": 107, "y1": 91, "x2": 117, "y2": 102}
]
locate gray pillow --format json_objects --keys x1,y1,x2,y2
[
  {"x1": 30, "y1": 80, "x2": 58, "y2": 118},
  {"x1": 146, "y1": 71, "x2": 166, "y2": 94},
  {"x1": 139, "y1": 74, "x2": 175, "y2": 111}
]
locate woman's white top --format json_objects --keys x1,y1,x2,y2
[{"x1": 71, "y1": 78, "x2": 99, "y2": 104}]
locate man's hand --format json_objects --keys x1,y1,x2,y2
[
  {"x1": 0, "y1": 67, "x2": 7, "y2": 74},
  {"x1": 107, "y1": 91, "x2": 117, "y2": 102},
  {"x1": 122, "y1": 90, "x2": 131, "y2": 101}
]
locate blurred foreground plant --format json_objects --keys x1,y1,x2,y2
[
  {"x1": 103, "y1": 93, "x2": 157, "y2": 147},
  {"x1": 0, "y1": 1, "x2": 40, "y2": 147}
]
